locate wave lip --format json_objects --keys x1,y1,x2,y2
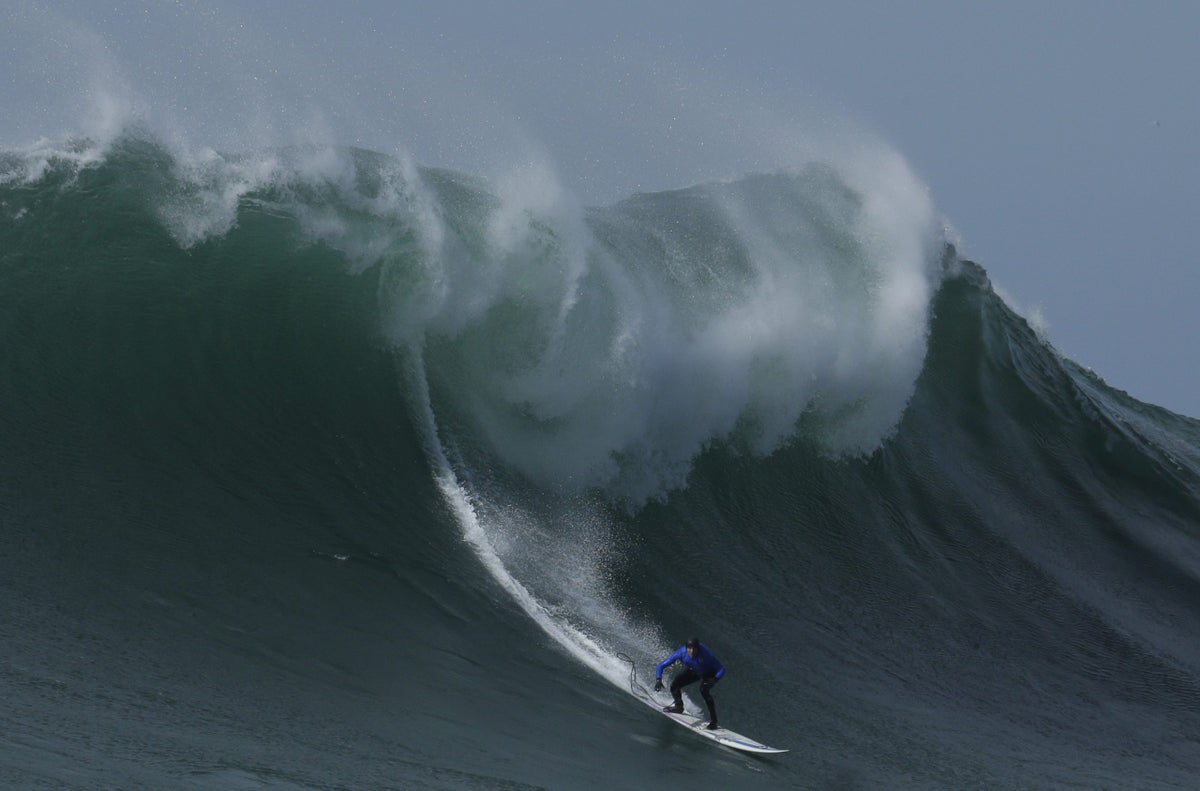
[{"x1": 396, "y1": 160, "x2": 945, "y2": 505}]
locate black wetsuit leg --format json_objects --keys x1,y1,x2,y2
[{"x1": 699, "y1": 675, "x2": 720, "y2": 725}]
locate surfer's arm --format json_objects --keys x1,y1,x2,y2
[{"x1": 655, "y1": 647, "x2": 685, "y2": 679}]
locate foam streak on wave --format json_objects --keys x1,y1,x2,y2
[{"x1": 400, "y1": 347, "x2": 649, "y2": 691}]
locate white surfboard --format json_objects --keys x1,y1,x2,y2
[{"x1": 636, "y1": 691, "x2": 788, "y2": 754}]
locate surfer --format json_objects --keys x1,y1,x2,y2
[{"x1": 654, "y1": 637, "x2": 725, "y2": 730}]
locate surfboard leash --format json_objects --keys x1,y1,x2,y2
[{"x1": 615, "y1": 652, "x2": 644, "y2": 696}]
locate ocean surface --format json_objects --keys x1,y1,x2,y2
[{"x1": 3, "y1": 134, "x2": 1200, "y2": 790}]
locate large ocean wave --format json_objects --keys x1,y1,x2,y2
[{"x1": 3, "y1": 131, "x2": 1200, "y2": 789}]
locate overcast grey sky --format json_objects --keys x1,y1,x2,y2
[{"x1": 4, "y1": 1, "x2": 1198, "y2": 416}]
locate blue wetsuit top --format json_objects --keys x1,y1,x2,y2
[{"x1": 656, "y1": 643, "x2": 725, "y2": 680}]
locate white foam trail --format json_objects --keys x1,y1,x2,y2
[{"x1": 401, "y1": 347, "x2": 655, "y2": 693}]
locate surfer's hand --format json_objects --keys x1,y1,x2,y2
[{"x1": 654, "y1": 678, "x2": 664, "y2": 692}]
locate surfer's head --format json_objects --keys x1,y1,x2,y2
[{"x1": 686, "y1": 637, "x2": 700, "y2": 655}]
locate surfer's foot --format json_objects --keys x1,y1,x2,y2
[
  {"x1": 662, "y1": 702, "x2": 683, "y2": 713},
  {"x1": 706, "y1": 721, "x2": 719, "y2": 730}
]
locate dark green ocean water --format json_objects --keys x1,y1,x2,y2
[{"x1": 3, "y1": 135, "x2": 1200, "y2": 789}]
